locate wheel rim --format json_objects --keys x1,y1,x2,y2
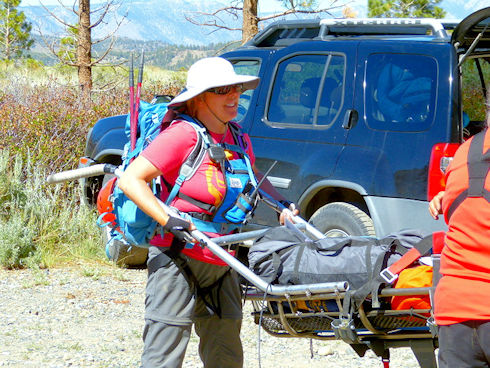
[{"x1": 324, "y1": 228, "x2": 350, "y2": 237}]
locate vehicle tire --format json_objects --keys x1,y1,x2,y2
[
  {"x1": 309, "y1": 202, "x2": 376, "y2": 237},
  {"x1": 100, "y1": 174, "x2": 148, "y2": 267}
]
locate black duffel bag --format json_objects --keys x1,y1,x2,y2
[{"x1": 248, "y1": 226, "x2": 428, "y2": 300}]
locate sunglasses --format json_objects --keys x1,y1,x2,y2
[{"x1": 207, "y1": 84, "x2": 244, "y2": 95}]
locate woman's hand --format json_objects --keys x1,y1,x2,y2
[
  {"x1": 163, "y1": 213, "x2": 195, "y2": 233},
  {"x1": 279, "y1": 201, "x2": 299, "y2": 225},
  {"x1": 428, "y1": 191, "x2": 445, "y2": 220}
]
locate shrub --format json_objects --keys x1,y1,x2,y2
[
  {"x1": 0, "y1": 64, "x2": 184, "y2": 174},
  {"x1": 0, "y1": 64, "x2": 185, "y2": 269},
  {"x1": 0, "y1": 150, "x2": 104, "y2": 268},
  {"x1": 462, "y1": 60, "x2": 490, "y2": 121}
]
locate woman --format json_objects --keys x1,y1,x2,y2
[{"x1": 118, "y1": 57, "x2": 297, "y2": 368}]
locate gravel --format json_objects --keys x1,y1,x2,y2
[{"x1": 0, "y1": 267, "x2": 427, "y2": 368}]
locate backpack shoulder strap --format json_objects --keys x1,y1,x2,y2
[
  {"x1": 223, "y1": 121, "x2": 248, "y2": 156},
  {"x1": 165, "y1": 116, "x2": 211, "y2": 205},
  {"x1": 446, "y1": 129, "x2": 490, "y2": 220}
]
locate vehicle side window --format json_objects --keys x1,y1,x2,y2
[
  {"x1": 267, "y1": 53, "x2": 345, "y2": 128},
  {"x1": 366, "y1": 53, "x2": 437, "y2": 131},
  {"x1": 232, "y1": 59, "x2": 261, "y2": 122}
]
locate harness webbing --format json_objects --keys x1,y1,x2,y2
[{"x1": 447, "y1": 129, "x2": 490, "y2": 221}]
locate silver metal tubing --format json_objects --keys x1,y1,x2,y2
[
  {"x1": 46, "y1": 164, "x2": 121, "y2": 184},
  {"x1": 290, "y1": 215, "x2": 326, "y2": 240},
  {"x1": 212, "y1": 229, "x2": 270, "y2": 245},
  {"x1": 50, "y1": 164, "x2": 346, "y2": 296},
  {"x1": 189, "y1": 226, "x2": 347, "y2": 296}
]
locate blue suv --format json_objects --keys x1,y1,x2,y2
[
  {"x1": 221, "y1": 9, "x2": 489, "y2": 238},
  {"x1": 80, "y1": 8, "x2": 490, "y2": 265}
]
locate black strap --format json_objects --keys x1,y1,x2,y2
[
  {"x1": 147, "y1": 241, "x2": 228, "y2": 318},
  {"x1": 292, "y1": 241, "x2": 310, "y2": 284},
  {"x1": 350, "y1": 239, "x2": 397, "y2": 309},
  {"x1": 447, "y1": 129, "x2": 490, "y2": 220},
  {"x1": 178, "y1": 193, "x2": 216, "y2": 213}
]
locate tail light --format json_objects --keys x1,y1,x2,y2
[
  {"x1": 432, "y1": 231, "x2": 445, "y2": 254},
  {"x1": 427, "y1": 143, "x2": 460, "y2": 201}
]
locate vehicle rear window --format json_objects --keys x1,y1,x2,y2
[
  {"x1": 266, "y1": 53, "x2": 345, "y2": 128},
  {"x1": 365, "y1": 53, "x2": 438, "y2": 131}
]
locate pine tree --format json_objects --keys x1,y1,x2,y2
[
  {"x1": 186, "y1": 0, "x2": 340, "y2": 45},
  {"x1": 368, "y1": 0, "x2": 446, "y2": 18},
  {"x1": 0, "y1": 0, "x2": 33, "y2": 60},
  {"x1": 41, "y1": 0, "x2": 125, "y2": 99}
]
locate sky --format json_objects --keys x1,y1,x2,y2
[{"x1": 19, "y1": 0, "x2": 489, "y2": 20}]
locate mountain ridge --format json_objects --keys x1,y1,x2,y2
[
  {"x1": 20, "y1": 0, "x2": 486, "y2": 46},
  {"x1": 21, "y1": 0, "x2": 242, "y2": 46}
]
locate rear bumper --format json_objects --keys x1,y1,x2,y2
[{"x1": 366, "y1": 196, "x2": 447, "y2": 237}]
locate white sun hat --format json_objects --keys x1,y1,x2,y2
[{"x1": 169, "y1": 57, "x2": 260, "y2": 107}]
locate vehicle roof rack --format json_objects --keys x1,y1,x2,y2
[
  {"x1": 247, "y1": 18, "x2": 455, "y2": 47},
  {"x1": 320, "y1": 18, "x2": 449, "y2": 38},
  {"x1": 247, "y1": 19, "x2": 322, "y2": 47}
]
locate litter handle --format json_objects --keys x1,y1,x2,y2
[
  {"x1": 47, "y1": 162, "x2": 344, "y2": 296},
  {"x1": 46, "y1": 164, "x2": 120, "y2": 184}
]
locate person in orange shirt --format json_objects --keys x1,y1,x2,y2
[{"x1": 429, "y1": 90, "x2": 490, "y2": 368}]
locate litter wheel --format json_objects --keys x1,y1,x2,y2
[{"x1": 309, "y1": 202, "x2": 376, "y2": 237}]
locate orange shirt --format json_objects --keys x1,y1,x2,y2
[{"x1": 435, "y1": 129, "x2": 490, "y2": 325}]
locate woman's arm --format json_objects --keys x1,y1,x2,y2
[{"x1": 117, "y1": 155, "x2": 192, "y2": 230}]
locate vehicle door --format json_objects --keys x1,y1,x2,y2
[
  {"x1": 246, "y1": 41, "x2": 357, "y2": 226},
  {"x1": 344, "y1": 41, "x2": 453, "y2": 203}
]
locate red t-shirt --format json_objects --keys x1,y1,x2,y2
[
  {"x1": 141, "y1": 119, "x2": 255, "y2": 266},
  {"x1": 435, "y1": 129, "x2": 490, "y2": 325}
]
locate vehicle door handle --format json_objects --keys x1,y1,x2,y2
[{"x1": 342, "y1": 109, "x2": 358, "y2": 130}]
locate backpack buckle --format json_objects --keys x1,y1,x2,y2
[{"x1": 380, "y1": 268, "x2": 398, "y2": 283}]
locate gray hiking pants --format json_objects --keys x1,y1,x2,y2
[
  {"x1": 140, "y1": 246, "x2": 243, "y2": 368},
  {"x1": 438, "y1": 320, "x2": 490, "y2": 368}
]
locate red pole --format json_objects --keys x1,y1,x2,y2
[
  {"x1": 133, "y1": 50, "x2": 145, "y2": 144},
  {"x1": 129, "y1": 54, "x2": 136, "y2": 151}
]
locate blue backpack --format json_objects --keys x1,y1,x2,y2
[
  {"x1": 115, "y1": 100, "x2": 170, "y2": 243},
  {"x1": 98, "y1": 101, "x2": 208, "y2": 248},
  {"x1": 99, "y1": 101, "x2": 259, "y2": 251}
]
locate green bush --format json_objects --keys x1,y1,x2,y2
[
  {"x1": 0, "y1": 63, "x2": 184, "y2": 174},
  {"x1": 0, "y1": 63, "x2": 185, "y2": 269},
  {"x1": 0, "y1": 81, "x2": 126, "y2": 173},
  {"x1": 462, "y1": 59, "x2": 490, "y2": 121},
  {"x1": 0, "y1": 150, "x2": 105, "y2": 268}
]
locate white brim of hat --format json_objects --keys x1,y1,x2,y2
[{"x1": 169, "y1": 75, "x2": 260, "y2": 107}]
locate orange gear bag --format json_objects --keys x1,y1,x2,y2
[
  {"x1": 96, "y1": 176, "x2": 117, "y2": 226},
  {"x1": 391, "y1": 265, "x2": 433, "y2": 312}
]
